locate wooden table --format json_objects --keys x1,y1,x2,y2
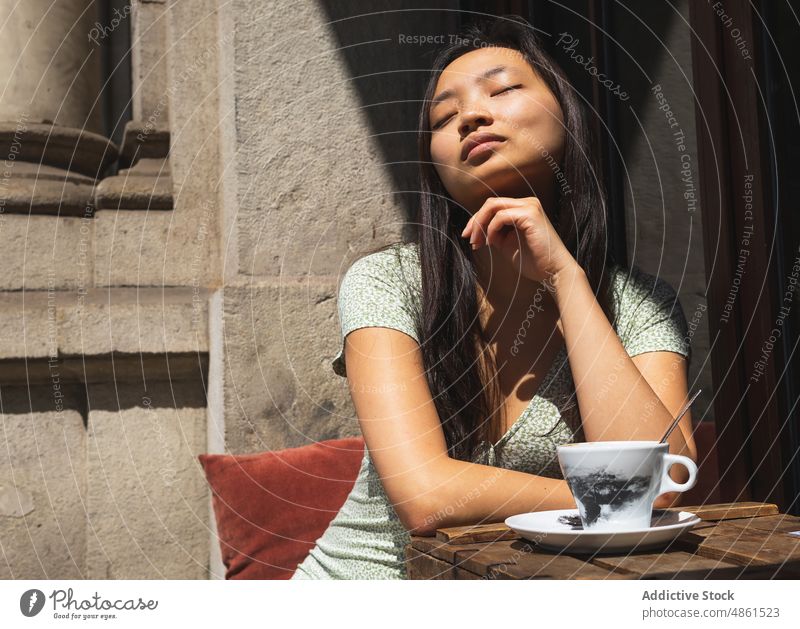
[{"x1": 405, "y1": 502, "x2": 800, "y2": 579}]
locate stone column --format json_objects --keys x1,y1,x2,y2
[
  {"x1": 0, "y1": 0, "x2": 103, "y2": 132},
  {"x1": 0, "y1": 0, "x2": 211, "y2": 580},
  {"x1": 0, "y1": 0, "x2": 117, "y2": 294}
]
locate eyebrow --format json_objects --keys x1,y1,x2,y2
[{"x1": 430, "y1": 65, "x2": 517, "y2": 110}]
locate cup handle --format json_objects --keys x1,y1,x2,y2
[{"x1": 658, "y1": 453, "x2": 698, "y2": 495}]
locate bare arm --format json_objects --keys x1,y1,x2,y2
[
  {"x1": 344, "y1": 326, "x2": 576, "y2": 536},
  {"x1": 549, "y1": 264, "x2": 697, "y2": 508}
]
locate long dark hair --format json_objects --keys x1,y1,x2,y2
[{"x1": 357, "y1": 15, "x2": 617, "y2": 462}]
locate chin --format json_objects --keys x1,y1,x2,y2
[
  {"x1": 473, "y1": 168, "x2": 528, "y2": 194},
  {"x1": 444, "y1": 165, "x2": 525, "y2": 200}
]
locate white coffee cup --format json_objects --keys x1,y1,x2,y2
[{"x1": 556, "y1": 441, "x2": 698, "y2": 532}]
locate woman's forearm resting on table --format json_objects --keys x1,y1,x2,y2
[
  {"x1": 399, "y1": 454, "x2": 680, "y2": 536},
  {"x1": 398, "y1": 457, "x2": 576, "y2": 536}
]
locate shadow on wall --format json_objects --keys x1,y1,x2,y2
[
  {"x1": 318, "y1": 1, "x2": 680, "y2": 230},
  {"x1": 0, "y1": 354, "x2": 207, "y2": 420},
  {"x1": 319, "y1": 0, "x2": 460, "y2": 228}
]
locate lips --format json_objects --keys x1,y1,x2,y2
[{"x1": 461, "y1": 132, "x2": 506, "y2": 161}]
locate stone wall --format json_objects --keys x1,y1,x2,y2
[
  {"x1": 0, "y1": 0, "x2": 460, "y2": 580},
  {"x1": 211, "y1": 0, "x2": 459, "y2": 454},
  {"x1": 0, "y1": 0, "x2": 212, "y2": 579}
]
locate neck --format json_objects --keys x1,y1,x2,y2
[
  {"x1": 464, "y1": 176, "x2": 558, "y2": 218},
  {"x1": 471, "y1": 247, "x2": 555, "y2": 308}
]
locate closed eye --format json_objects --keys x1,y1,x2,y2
[
  {"x1": 430, "y1": 85, "x2": 522, "y2": 131},
  {"x1": 493, "y1": 84, "x2": 522, "y2": 96},
  {"x1": 431, "y1": 113, "x2": 454, "y2": 131}
]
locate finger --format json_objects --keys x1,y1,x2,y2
[
  {"x1": 485, "y1": 208, "x2": 527, "y2": 247},
  {"x1": 461, "y1": 209, "x2": 484, "y2": 239},
  {"x1": 469, "y1": 197, "x2": 522, "y2": 247},
  {"x1": 463, "y1": 202, "x2": 493, "y2": 243},
  {"x1": 461, "y1": 215, "x2": 474, "y2": 238}
]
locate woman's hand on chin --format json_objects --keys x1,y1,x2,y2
[{"x1": 460, "y1": 195, "x2": 579, "y2": 283}]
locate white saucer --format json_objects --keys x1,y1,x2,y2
[{"x1": 504, "y1": 509, "x2": 701, "y2": 554}]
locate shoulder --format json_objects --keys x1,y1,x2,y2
[
  {"x1": 340, "y1": 242, "x2": 420, "y2": 292},
  {"x1": 607, "y1": 263, "x2": 682, "y2": 312},
  {"x1": 336, "y1": 241, "x2": 421, "y2": 317},
  {"x1": 347, "y1": 241, "x2": 419, "y2": 271},
  {"x1": 606, "y1": 263, "x2": 691, "y2": 360}
]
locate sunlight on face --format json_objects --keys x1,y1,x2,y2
[{"x1": 428, "y1": 47, "x2": 566, "y2": 212}]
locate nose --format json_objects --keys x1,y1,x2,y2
[{"x1": 458, "y1": 105, "x2": 494, "y2": 137}]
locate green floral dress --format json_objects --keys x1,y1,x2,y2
[{"x1": 291, "y1": 242, "x2": 691, "y2": 580}]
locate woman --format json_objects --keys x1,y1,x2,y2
[{"x1": 292, "y1": 15, "x2": 696, "y2": 580}]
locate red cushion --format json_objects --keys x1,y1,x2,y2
[{"x1": 198, "y1": 437, "x2": 365, "y2": 579}]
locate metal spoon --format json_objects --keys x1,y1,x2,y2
[{"x1": 659, "y1": 388, "x2": 702, "y2": 444}]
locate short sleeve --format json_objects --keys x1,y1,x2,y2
[
  {"x1": 612, "y1": 266, "x2": 692, "y2": 363},
  {"x1": 331, "y1": 245, "x2": 421, "y2": 378}
]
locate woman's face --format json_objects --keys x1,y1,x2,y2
[{"x1": 428, "y1": 47, "x2": 566, "y2": 213}]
